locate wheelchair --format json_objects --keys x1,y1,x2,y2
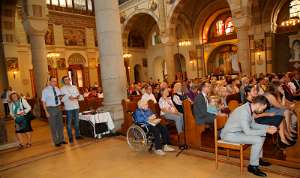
[{"x1": 126, "y1": 112, "x2": 155, "y2": 152}]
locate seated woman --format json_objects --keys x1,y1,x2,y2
[
  {"x1": 134, "y1": 99, "x2": 175, "y2": 156},
  {"x1": 172, "y1": 82, "x2": 187, "y2": 113},
  {"x1": 9, "y1": 92, "x2": 33, "y2": 148},
  {"x1": 158, "y1": 88, "x2": 184, "y2": 134},
  {"x1": 244, "y1": 84, "x2": 296, "y2": 147}
]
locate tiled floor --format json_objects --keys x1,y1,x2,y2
[{"x1": 0, "y1": 120, "x2": 298, "y2": 178}]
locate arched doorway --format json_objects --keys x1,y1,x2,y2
[
  {"x1": 134, "y1": 64, "x2": 142, "y2": 83},
  {"x1": 68, "y1": 53, "x2": 87, "y2": 88},
  {"x1": 207, "y1": 44, "x2": 239, "y2": 75},
  {"x1": 174, "y1": 53, "x2": 187, "y2": 80},
  {"x1": 153, "y1": 57, "x2": 165, "y2": 82}
]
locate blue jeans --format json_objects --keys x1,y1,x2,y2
[{"x1": 66, "y1": 109, "x2": 80, "y2": 139}]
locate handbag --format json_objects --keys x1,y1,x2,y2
[{"x1": 21, "y1": 98, "x2": 35, "y2": 120}]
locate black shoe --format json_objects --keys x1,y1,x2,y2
[
  {"x1": 60, "y1": 141, "x2": 67, "y2": 145},
  {"x1": 69, "y1": 138, "x2": 74, "y2": 144},
  {"x1": 76, "y1": 136, "x2": 84, "y2": 140},
  {"x1": 55, "y1": 143, "x2": 61, "y2": 147},
  {"x1": 248, "y1": 165, "x2": 267, "y2": 177},
  {"x1": 259, "y1": 159, "x2": 271, "y2": 166}
]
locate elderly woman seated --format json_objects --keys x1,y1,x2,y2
[{"x1": 134, "y1": 99, "x2": 175, "y2": 156}]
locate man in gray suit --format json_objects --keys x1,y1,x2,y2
[
  {"x1": 221, "y1": 95, "x2": 277, "y2": 177},
  {"x1": 193, "y1": 82, "x2": 216, "y2": 124}
]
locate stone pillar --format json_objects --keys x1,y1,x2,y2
[
  {"x1": 0, "y1": 48, "x2": 9, "y2": 113},
  {"x1": 94, "y1": 0, "x2": 127, "y2": 130},
  {"x1": 164, "y1": 42, "x2": 175, "y2": 82},
  {"x1": 22, "y1": 0, "x2": 49, "y2": 116},
  {"x1": 237, "y1": 25, "x2": 250, "y2": 75}
]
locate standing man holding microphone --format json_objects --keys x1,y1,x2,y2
[
  {"x1": 60, "y1": 76, "x2": 83, "y2": 144},
  {"x1": 42, "y1": 76, "x2": 67, "y2": 147}
]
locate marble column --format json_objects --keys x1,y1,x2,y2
[
  {"x1": 94, "y1": 0, "x2": 127, "y2": 130},
  {"x1": 237, "y1": 25, "x2": 250, "y2": 75},
  {"x1": 22, "y1": 0, "x2": 49, "y2": 116},
  {"x1": 164, "y1": 42, "x2": 175, "y2": 82},
  {"x1": 0, "y1": 48, "x2": 9, "y2": 113}
]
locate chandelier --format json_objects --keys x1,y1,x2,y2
[
  {"x1": 123, "y1": 52, "x2": 132, "y2": 58},
  {"x1": 280, "y1": 17, "x2": 300, "y2": 27},
  {"x1": 178, "y1": 40, "x2": 191, "y2": 47},
  {"x1": 47, "y1": 52, "x2": 60, "y2": 58}
]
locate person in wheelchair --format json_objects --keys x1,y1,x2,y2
[{"x1": 133, "y1": 99, "x2": 175, "y2": 156}]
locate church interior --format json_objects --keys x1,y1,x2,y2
[{"x1": 0, "y1": 0, "x2": 300, "y2": 177}]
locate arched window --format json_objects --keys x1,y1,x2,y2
[
  {"x1": 225, "y1": 17, "x2": 234, "y2": 34},
  {"x1": 87, "y1": 0, "x2": 93, "y2": 11},
  {"x1": 60, "y1": 0, "x2": 66, "y2": 7},
  {"x1": 216, "y1": 20, "x2": 224, "y2": 36},
  {"x1": 290, "y1": 0, "x2": 300, "y2": 18},
  {"x1": 66, "y1": 0, "x2": 73, "y2": 8},
  {"x1": 52, "y1": 0, "x2": 59, "y2": 6},
  {"x1": 74, "y1": 0, "x2": 86, "y2": 10}
]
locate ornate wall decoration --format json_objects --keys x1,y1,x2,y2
[
  {"x1": 68, "y1": 53, "x2": 86, "y2": 65},
  {"x1": 149, "y1": 0, "x2": 158, "y2": 11},
  {"x1": 6, "y1": 58, "x2": 18, "y2": 71},
  {"x1": 56, "y1": 58, "x2": 67, "y2": 69},
  {"x1": 45, "y1": 24, "x2": 54, "y2": 45},
  {"x1": 63, "y1": 27, "x2": 86, "y2": 46}
]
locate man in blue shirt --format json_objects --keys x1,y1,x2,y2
[{"x1": 42, "y1": 76, "x2": 67, "y2": 147}]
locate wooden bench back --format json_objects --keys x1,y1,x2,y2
[
  {"x1": 183, "y1": 99, "x2": 205, "y2": 148},
  {"x1": 120, "y1": 99, "x2": 138, "y2": 134},
  {"x1": 227, "y1": 100, "x2": 240, "y2": 112}
]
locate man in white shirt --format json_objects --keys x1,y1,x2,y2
[
  {"x1": 141, "y1": 85, "x2": 157, "y2": 103},
  {"x1": 60, "y1": 76, "x2": 83, "y2": 143}
]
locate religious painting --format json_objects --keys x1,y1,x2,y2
[
  {"x1": 56, "y1": 58, "x2": 66, "y2": 69},
  {"x1": 6, "y1": 58, "x2": 18, "y2": 71},
  {"x1": 64, "y1": 27, "x2": 86, "y2": 46},
  {"x1": 254, "y1": 39, "x2": 264, "y2": 52},
  {"x1": 47, "y1": 58, "x2": 55, "y2": 68},
  {"x1": 290, "y1": 39, "x2": 300, "y2": 62},
  {"x1": 207, "y1": 45, "x2": 240, "y2": 75},
  {"x1": 142, "y1": 58, "x2": 148, "y2": 67},
  {"x1": 45, "y1": 24, "x2": 54, "y2": 45}
]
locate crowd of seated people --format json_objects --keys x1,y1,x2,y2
[
  {"x1": 128, "y1": 71, "x2": 299, "y2": 176},
  {"x1": 81, "y1": 86, "x2": 104, "y2": 99}
]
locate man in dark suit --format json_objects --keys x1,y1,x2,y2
[
  {"x1": 193, "y1": 82, "x2": 216, "y2": 124},
  {"x1": 292, "y1": 72, "x2": 300, "y2": 92}
]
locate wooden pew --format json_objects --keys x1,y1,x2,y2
[
  {"x1": 182, "y1": 99, "x2": 206, "y2": 148},
  {"x1": 120, "y1": 99, "x2": 138, "y2": 135}
]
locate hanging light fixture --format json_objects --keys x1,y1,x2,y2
[
  {"x1": 123, "y1": 52, "x2": 132, "y2": 58},
  {"x1": 280, "y1": 17, "x2": 300, "y2": 27}
]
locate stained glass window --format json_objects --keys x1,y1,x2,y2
[
  {"x1": 225, "y1": 17, "x2": 234, "y2": 34},
  {"x1": 290, "y1": 0, "x2": 300, "y2": 18},
  {"x1": 216, "y1": 20, "x2": 224, "y2": 36}
]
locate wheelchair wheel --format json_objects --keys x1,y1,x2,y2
[{"x1": 127, "y1": 124, "x2": 148, "y2": 151}]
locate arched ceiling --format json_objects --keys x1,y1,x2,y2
[
  {"x1": 170, "y1": 0, "x2": 230, "y2": 26},
  {"x1": 123, "y1": 13, "x2": 159, "y2": 47}
]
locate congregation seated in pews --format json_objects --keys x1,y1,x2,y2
[{"x1": 121, "y1": 71, "x2": 300, "y2": 171}]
